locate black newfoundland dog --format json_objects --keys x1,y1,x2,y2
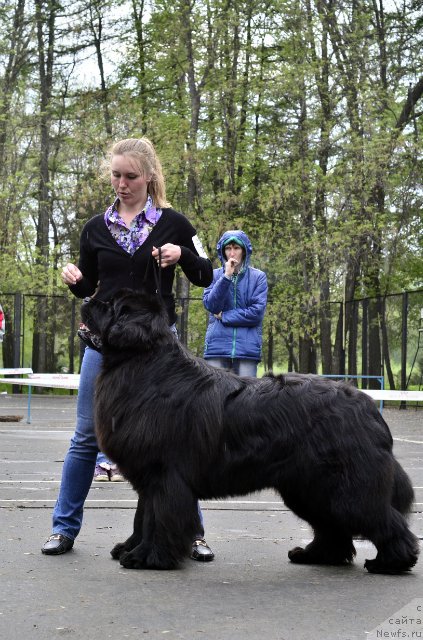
[{"x1": 82, "y1": 289, "x2": 419, "y2": 574}]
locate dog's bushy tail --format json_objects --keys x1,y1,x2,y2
[{"x1": 392, "y1": 459, "x2": 415, "y2": 516}]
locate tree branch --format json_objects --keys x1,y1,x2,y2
[{"x1": 395, "y1": 76, "x2": 423, "y2": 131}]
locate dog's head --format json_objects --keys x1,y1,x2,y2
[{"x1": 81, "y1": 288, "x2": 171, "y2": 351}]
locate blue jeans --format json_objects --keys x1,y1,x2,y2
[
  {"x1": 206, "y1": 357, "x2": 258, "y2": 377},
  {"x1": 52, "y1": 347, "x2": 204, "y2": 541},
  {"x1": 96, "y1": 451, "x2": 112, "y2": 466}
]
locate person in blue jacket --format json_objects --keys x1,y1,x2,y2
[{"x1": 203, "y1": 230, "x2": 268, "y2": 377}]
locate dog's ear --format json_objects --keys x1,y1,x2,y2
[
  {"x1": 106, "y1": 291, "x2": 170, "y2": 350},
  {"x1": 107, "y1": 319, "x2": 153, "y2": 350}
]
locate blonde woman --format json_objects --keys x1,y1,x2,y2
[{"x1": 42, "y1": 138, "x2": 214, "y2": 561}]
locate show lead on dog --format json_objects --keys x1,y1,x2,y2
[
  {"x1": 42, "y1": 137, "x2": 215, "y2": 561},
  {"x1": 203, "y1": 230, "x2": 268, "y2": 377}
]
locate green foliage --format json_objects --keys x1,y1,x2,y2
[{"x1": 0, "y1": 0, "x2": 422, "y2": 373}]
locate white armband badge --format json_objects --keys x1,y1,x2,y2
[{"x1": 192, "y1": 234, "x2": 208, "y2": 259}]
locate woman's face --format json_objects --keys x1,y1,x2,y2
[
  {"x1": 224, "y1": 242, "x2": 244, "y2": 263},
  {"x1": 111, "y1": 154, "x2": 151, "y2": 208}
]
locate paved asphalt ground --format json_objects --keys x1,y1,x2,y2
[{"x1": 0, "y1": 394, "x2": 422, "y2": 640}]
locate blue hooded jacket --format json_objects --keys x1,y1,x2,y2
[{"x1": 203, "y1": 230, "x2": 268, "y2": 361}]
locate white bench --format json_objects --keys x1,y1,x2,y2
[
  {"x1": 321, "y1": 374, "x2": 422, "y2": 412},
  {"x1": 0, "y1": 373, "x2": 80, "y2": 423},
  {"x1": 0, "y1": 367, "x2": 34, "y2": 376},
  {"x1": 362, "y1": 389, "x2": 423, "y2": 402},
  {"x1": 1, "y1": 373, "x2": 421, "y2": 422},
  {"x1": 361, "y1": 388, "x2": 423, "y2": 411}
]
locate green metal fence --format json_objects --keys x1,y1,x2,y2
[{"x1": 0, "y1": 289, "x2": 422, "y2": 392}]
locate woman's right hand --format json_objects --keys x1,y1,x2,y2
[
  {"x1": 225, "y1": 257, "x2": 239, "y2": 277},
  {"x1": 61, "y1": 263, "x2": 83, "y2": 286}
]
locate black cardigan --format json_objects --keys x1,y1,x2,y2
[{"x1": 69, "y1": 208, "x2": 213, "y2": 324}]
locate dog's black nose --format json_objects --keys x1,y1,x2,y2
[{"x1": 83, "y1": 297, "x2": 91, "y2": 303}]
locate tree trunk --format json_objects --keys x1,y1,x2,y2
[
  {"x1": 380, "y1": 298, "x2": 395, "y2": 389},
  {"x1": 131, "y1": 0, "x2": 148, "y2": 134},
  {"x1": 235, "y1": 4, "x2": 252, "y2": 192},
  {"x1": 307, "y1": 0, "x2": 332, "y2": 373},
  {"x1": 285, "y1": 332, "x2": 299, "y2": 373},
  {"x1": 32, "y1": 0, "x2": 57, "y2": 372},
  {"x1": 333, "y1": 302, "x2": 345, "y2": 375},
  {"x1": 297, "y1": 84, "x2": 317, "y2": 374},
  {"x1": 266, "y1": 322, "x2": 273, "y2": 372},
  {"x1": 89, "y1": 1, "x2": 112, "y2": 136},
  {"x1": 0, "y1": 0, "x2": 29, "y2": 255},
  {"x1": 175, "y1": 272, "x2": 190, "y2": 346},
  {"x1": 368, "y1": 298, "x2": 382, "y2": 388},
  {"x1": 347, "y1": 300, "x2": 358, "y2": 380}
]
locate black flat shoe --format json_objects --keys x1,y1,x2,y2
[
  {"x1": 191, "y1": 538, "x2": 215, "y2": 562},
  {"x1": 41, "y1": 534, "x2": 74, "y2": 555}
]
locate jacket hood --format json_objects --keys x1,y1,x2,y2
[{"x1": 216, "y1": 230, "x2": 253, "y2": 269}]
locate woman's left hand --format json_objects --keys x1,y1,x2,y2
[{"x1": 152, "y1": 244, "x2": 181, "y2": 268}]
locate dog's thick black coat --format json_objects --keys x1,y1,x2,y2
[{"x1": 82, "y1": 289, "x2": 419, "y2": 573}]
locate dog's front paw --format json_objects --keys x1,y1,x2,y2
[
  {"x1": 119, "y1": 543, "x2": 180, "y2": 570},
  {"x1": 288, "y1": 546, "x2": 308, "y2": 563},
  {"x1": 119, "y1": 549, "x2": 148, "y2": 570},
  {"x1": 111, "y1": 533, "x2": 143, "y2": 560},
  {"x1": 110, "y1": 542, "x2": 127, "y2": 560}
]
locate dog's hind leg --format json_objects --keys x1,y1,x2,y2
[
  {"x1": 288, "y1": 526, "x2": 356, "y2": 566},
  {"x1": 111, "y1": 495, "x2": 144, "y2": 560},
  {"x1": 282, "y1": 490, "x2": 356, "y2": 566},
  {"x1": 363, "y1": 508, "x2": 419, "y2": 574},
  {"x1": 391, "y1": 459, "x2": 415, "y2": 515},
  {"x1": 119, "y1": 474, "x2": 200, "y2": 570}
]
